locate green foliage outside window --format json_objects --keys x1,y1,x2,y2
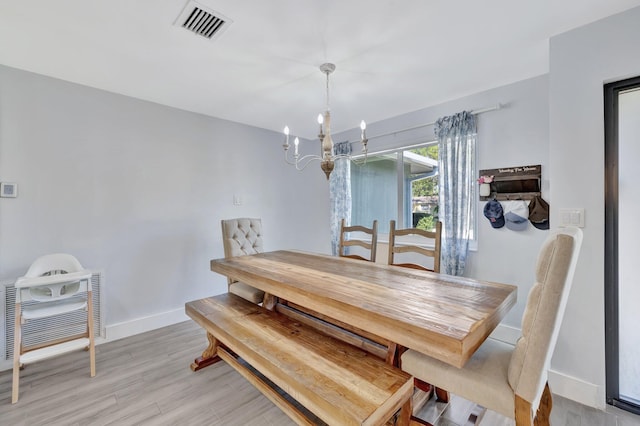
[
  {"x1": 416, "y1": 215, "x2": 435, "y2": 231},
  {"x1": 410, "y1": 146, "x2": 438, "y2": 198},
  {"x1": 411, "y1": 145, "x2": 439, "y2": 231}
]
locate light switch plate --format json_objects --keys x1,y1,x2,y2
[{"x1": 560, "y1": 208, "x2": 585, "y2": 228}]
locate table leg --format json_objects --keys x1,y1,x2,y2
[
  {"x1": 386, "y1": 342, "x2": 398, "y2": 365},
  {"x1": 263, "y1": 293, "x2": 277, "y2": 310},
  {"x1": 413, "y1": 377, "x2": 448, "y2": 404},
  {"x1": 397, "y1": 396, "x2": 412, "y2": 425},
  {"x1": 409, "y1": 417, "x2": 433, "y2": 425},
  {"x1": 190, "y1": 332, "x2": 221, "y2": 371},
  {"x1": 435, "y1": 387, "x2": 449, "y2": 403},
  {"x1": 409, "y1": 379, "x2": 449, "y2": 425}
]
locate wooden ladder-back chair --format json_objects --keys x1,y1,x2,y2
[
  {"x1": 221, "y1": 218, "x2": 266, "y2": 305},
  {"x1": 12, "y1": 253, "x2": 95, "y2": 404},
  {"x1": 401, "y1": 227, "x2": 583, "y2": 425},
  {"x1": 388, "y1": 220, "x2": 442, "y2": 272},
  {"x1": 338, "y1": 219, "x2": 378, "y2": 262}
]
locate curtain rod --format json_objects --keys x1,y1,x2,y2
[{"x1": 364, "y1": 103, "x2": 502, "y2": 142}]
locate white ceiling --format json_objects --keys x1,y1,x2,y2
[{"x1": 1, "y1": 0, "x2": 640, "y2": 139}]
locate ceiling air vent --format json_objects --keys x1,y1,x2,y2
[{"x1": 174, "y1": 1, "x2": 232, "y2": 41}]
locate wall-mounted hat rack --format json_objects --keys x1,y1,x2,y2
[{"x1": 478, "y1": 164, "x2": 541, "y2": 201}]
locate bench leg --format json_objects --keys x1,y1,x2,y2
[{"x1": 190, "y1": 332, "x2": 222, "y2": 371}]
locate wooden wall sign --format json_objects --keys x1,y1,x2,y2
[{"x1": 478, "y1": 164, "x2": 541, "y2": 201}]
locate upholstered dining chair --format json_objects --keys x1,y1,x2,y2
[
  {"x1": 12, "y1": 253, "x2": 96, "y2": 404},
  {"x1": 401, "y1": 227, "x2": 583, "y2": 425},
  {"x1": 388, "y1": 220, "x2": 442, "y2": 272},
  {"x1": 221, "y1": 218, "x2": 265, "y2": 304},
  {"x1": 338, "y1": 219, "x2": 378, "y2": 262}
]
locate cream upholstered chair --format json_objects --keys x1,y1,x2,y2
[
  {"x1": 338, "y1": 219, "x2": 378, "y2": 262},
  {"x1": 12, "y1": 253, "x2": 95, "y2": 404},
  {"x1": 221, "y1": 218, "x2": 265, "y2": 304},
  {"x1": 401, "y1": 227, "x2": 583, "y2": 425},
  {"x1": 388, "y1": 220, "x2": 442, "y2": 272}
]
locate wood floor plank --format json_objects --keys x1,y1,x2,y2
[{"x1": 1, "y1": 320, "x2": 638, "y2": 426}]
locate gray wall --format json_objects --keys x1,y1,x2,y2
[
  {"x1": 0, "y1": 65, "x2": 331, "y2": 345},
  {"x1": 549, "y1": 5, "x2": 640, "y2": 408}
]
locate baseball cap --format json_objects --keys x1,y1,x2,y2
[
  {"x1": 504, "y1": 200, "x2": 529, "y2": 231},
  {"x1": 528, "y1": 195, "x2": 549, "y2": 230},
  {"x1": 483, "y1": 200, "x2": 504, "y2": 228}
]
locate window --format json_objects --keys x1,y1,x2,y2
[
  {"x1": 351, "y1": 141, "x2": 476, "y2": 242},
  {"x1": 351, "y1": 142, "x2": 438, "y2": 234}
]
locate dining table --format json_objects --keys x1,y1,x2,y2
[{"x1": 208, "y1": 249, "x2": 517, "y2": 369}]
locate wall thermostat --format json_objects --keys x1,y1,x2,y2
[{"x1": 0, "y1": 182, "x2": 18, "y2": 198}]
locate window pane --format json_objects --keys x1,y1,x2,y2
[
  {"x1": 404, "y1": 146, "x2": 439, "y2": 231},
  {"x1": 351, "y1": 153, "x2": 398, "y2": 234}
]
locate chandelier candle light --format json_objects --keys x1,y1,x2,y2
[{"x1": 283, "y1": 63, "x2": 368, "y2": 179}]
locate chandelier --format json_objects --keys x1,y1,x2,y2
[{"x1": 282, "y1": 63, "x2": 368, "y2": 179}]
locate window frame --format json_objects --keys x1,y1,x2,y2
[{"x1": 350, "y1": 139, "x2": 478, "y2": 251}]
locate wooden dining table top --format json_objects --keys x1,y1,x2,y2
[{"x1": 210, "y1": 250, "x2": 517, "y2": 368}]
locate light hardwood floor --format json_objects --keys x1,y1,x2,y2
[{"x1": 1, "y1": 320, "x2": 639, "y2": 426}]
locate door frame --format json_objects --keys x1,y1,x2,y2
[{"x1": 604, "y1": 75, "x2": 640, "y2": 415}]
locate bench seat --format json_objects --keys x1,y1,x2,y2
[{"x1": 186, "y1": 293, "x2": 413, "y2": 426}]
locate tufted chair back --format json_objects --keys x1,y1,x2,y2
[
  {"x1": 507, "y1": 227, "x2": 583, "y2": 414},
  {"x1": 221, "y1": 218, "x2": 263, "y2": 258},
  {"x1": 220, "y1": 218, "x2": 266, "y2": 304}
]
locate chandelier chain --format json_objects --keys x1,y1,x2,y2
[{"x1": 325, "y1": 70, "x2": 330, "y2": 112}]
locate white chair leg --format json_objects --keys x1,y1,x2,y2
[
  {"x1": 87, "y1": 291, "x2": 96, "y2": 377},
  {"x1": 12, "y1": 303, "x2": 22, "y2": 404}
]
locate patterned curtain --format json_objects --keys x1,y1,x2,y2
[
  {"x1": 434, "y1": 111, "x2": 476, "y2": 276},
  {"x1": 329, "y1": 141, "x2": 352, "y2": 255}
]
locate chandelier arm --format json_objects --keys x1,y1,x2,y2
[
  {"x1": 284, "y1": 150, "x2": 322, "y2": 166},
  {"x1": 295, "y1": 155, "x2": 324, "y2": 171},
  {"x1": 283, "y1": 151, "x2": 297, "y2": 166},
  {"x1": 297, "y1": 153, "x2": 323, "y2": 163}
]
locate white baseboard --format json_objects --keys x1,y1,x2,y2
[
  {"x1": 0, "y1": 308, "x2": 187, "y2": 372},
  {"x1": 0, "y1": 358, "x2": 13, "y2": 371},
  {"x1": 489, "y1": 323, "x2": 520, "y2": 345},
  {"x1": 105, "y1": 308, "x2": 189, "y2": 342},
  {"x1": 548, "y1": 369, "x2": 605, "y2": 410}
]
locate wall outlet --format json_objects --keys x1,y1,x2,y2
[{"x1": 233, "y1": 195, "x2": 242, "y2": 206}]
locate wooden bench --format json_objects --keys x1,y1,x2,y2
[{"x1": 186, "y1": 293, "x2": 414, "y2": 426}]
